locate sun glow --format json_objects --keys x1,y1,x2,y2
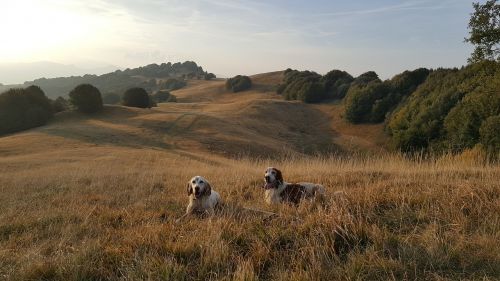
[{"x1": 0, "y1": 1, "x2": 92, "y2": 62}]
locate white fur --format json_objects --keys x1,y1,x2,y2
[
  {"x1": 185, "y1": 176, "x2": 221, "y2": 215},
  {"x1": 263, "y1": 167, "x2": 326, "y2": 205}
]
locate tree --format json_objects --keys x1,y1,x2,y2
[
  {"x1": 52, "y1": 96, "x2": 69, "y2": 113},
  {"x1": 466, "y1": 0, "x2": 500, "y2": 63},
  {"x1": 122, "y1": 87, "x2": 151, "y2": 108},
  {"x1": 226, "y1": 75, "x2": 252, "y2": 92},
  {"x1": 69, "y1": 84, "x2": 103, "y2": 113},
  {"x1": 0, "y1": 86, "x2": 53, "y2": 135}
]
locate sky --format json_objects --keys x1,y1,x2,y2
[{"x1": 0, "y1": 0, "x2": 476, "y2": 83}]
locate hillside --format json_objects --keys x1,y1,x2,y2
[
  {"x1": 0, "y1": 61, "x2": 210, "y2": 99},
  {"x1": 0, "y1": 71, "x2": 499, "y2": 280}
]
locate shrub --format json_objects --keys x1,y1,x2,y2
[
  {"x1": 159, "y1": 79, "x2": 187, "y2": 91},
  {"x1": 279, "y1": 70, "x2": 324, "y2": 102},
  {"x1": 321, "y1": 70, "x2": 354, "y2": 99},
  {"x1": 52, "y1": 96, "x2": 69, "y2": 113},
  {"x1": 226, "y1": 75, "x2": 252, "y2": 93},
  {"x1": 122, "y1": 87, "x2": 151, "y2": 108},
  {"x1": 204, "y1": 73, "x2": 216, "y2": 80},
  {"x1": 102, "y1": 93, "x2": 121, "y2": 105},
  {"x1": 151, "y1": 90, "x2": 172, "y2": 103},
  {"x1": 480, "y1": 115, "x2": 500, "y2": 157},
  {"x1": 0, "y1": 86, "x2": 53, "y2": 135},
  {"x1": 69, "y1": 84, "x2": 103, "y2": 113}
]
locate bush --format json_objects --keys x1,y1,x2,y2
[
  {"x1": 151, "y1": 90, "x2": 172, "y2": 103},
  {"x1": 52, "y1": 96, "x2": 69, "y2": 113},
  {"x1": 226, "y1": 75, "x2": 252, "y2": 92},
  {"x1": 204, "y1": 73, "x2": 216, "y2": 80},
  {"x1": 102, "y1": 93, "x2": 121, "y2": 105},
  {"x1": 122, "y1": 87, "x2": 151, "y2": 108},
  {"x1": 279, "y1": 70, "x2": 325, "y2": 102},
  {"x1": 321, "y1": 70, "x2": 354, "y2": 99},
  {"x1": 480, "y1": 115, "x2": 500, "y2": 157},
  {"x1": 69, "y1": 84, "x2": 103, "y2": 113},
  {"x1": 159, "y1": 79, "x2": 187, "y2": 91},
  {"x1": 0, "y1": 86, "x2": 53, "y2": 135}
]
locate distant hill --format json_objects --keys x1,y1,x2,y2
[
  {"x1": 0, "y1": 61, "x2": 210, "y2": 99},
  {"x1": 0, "y1": 61, "x2": 117, "y2": 85}
]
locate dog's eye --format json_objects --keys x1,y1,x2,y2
[
  {"x1": 271, "y1": 171, "x2": 275, "y2": 174},
  {"x1": 192, "y1": 180, "x2": 195, "y2": 184},
  {"x1": 200, "y1": 180, "x2": 204, "y2": 184}
]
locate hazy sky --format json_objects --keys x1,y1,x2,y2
[{"x1": 0, "y1": 0, "x2": 475, "y2": 81}]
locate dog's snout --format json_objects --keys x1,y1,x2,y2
[
  {"x1": 265, "y1": 176, "x2": 270, "y2": 182},
  {"x1": 194, "y1": 186, "x2": 200, "y2": 193}
]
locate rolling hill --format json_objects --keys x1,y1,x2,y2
[{"x1": 0, "y1": 71, "x2": 499, "y2": 280}]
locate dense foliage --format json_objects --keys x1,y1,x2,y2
[
  {"x1": 122, "y1": 88, "x2": 151, "y2": 108},
  {"x1": 52, "y1": 96, "x2": 70, "y2": 113},
  {"x1": 226, "y1": 75, "x2": 252, "y2": 93},
  {"x1": 344, "y1": 69, "x2": 430, "y2": 123},
  {"x1": 465, "y1": 0, "x2": 500, "y2": 63},
  {"x1": 159, "y1": 78, "x2": 187, "y2": 91},
  {"x1": 0, "y1": 86, "x2": 53, "y2": 135},
  {"x1": 387, "y1": 61, "x2": 500, "y2": 153},
  {"x1": 278, "y1": 69, "x2": 355, "y2": 103},
  {"x1": 151, "y1": 90, "x2": 176, "y2": 103},
  {"x1": 69, "y1": 84, "x2": 103, "y2": 113},
  {"x1": 204, "y1": 73, "x2": 216, "y2": 80}
]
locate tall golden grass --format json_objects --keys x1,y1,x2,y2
[{"x1": 1, "y1": 147, "x2": 498, "y2": 280}]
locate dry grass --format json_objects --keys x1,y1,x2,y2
[
  {"x1": 0, "y1": 147, "x2": 499, "y2": 280},
  {"x1": 0, "y1": 74, "x2": 498, "y2": 280}
]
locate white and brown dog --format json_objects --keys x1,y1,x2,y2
[
  {"x1": 185, "y1": 176, "x2": 222, "y2": 215},
  {"x1": 262, "y1": 167, "x2": 325, "y2": 205}
]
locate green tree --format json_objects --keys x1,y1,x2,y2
[
  {"x1": 122, "y1": 87, "x2": 151, "y2": 108},
  {"x1": 466, "y1": 0, "x2": 500, "y2": 62},
  {"x1": 226, "y1": 75, "x2": 252, "y2": 92},
  {"x1": 69, "y1": 84, "x2": 103, "y2": 113}
]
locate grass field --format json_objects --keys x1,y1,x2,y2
[{"x1": 0, "y1": 74, "x2": 499, "y2": 280}]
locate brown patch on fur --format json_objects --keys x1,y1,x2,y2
[
  {"x1": 274, "y1": 168, "x2": 283, "y2": 184},
  {"x1": 280, "y1": 184, "x2": 306, "y2": 205},
  {"x1": 187, "y1": 183, "x2": 192, "y2": 196}
]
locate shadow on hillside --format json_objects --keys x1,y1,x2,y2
[{"x1": 41, "y1": 106, "x2": 172, "y2": 150}]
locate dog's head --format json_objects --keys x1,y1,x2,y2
[
  {"x1": 187, "y1": 176, "x2": 212, "y2": 199},
  {"x1": 263, "y1": 167, "x2": 283, "y2": 189}
]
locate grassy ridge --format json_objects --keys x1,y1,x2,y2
[{"x1": 1, "y1": 148, "x2": 498, "y2": 280}]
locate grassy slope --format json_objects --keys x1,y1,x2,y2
[{"x1": 0, "y1": 73, "x2": 499, "y2": 280}]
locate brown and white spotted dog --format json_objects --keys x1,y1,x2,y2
[{"x1": 262, "y1": 167, "x2": 325, "y2": 205}]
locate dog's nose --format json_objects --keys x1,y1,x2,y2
[
  {"x1": 265, "y1": 176, "x2": 270, "y2": 182},
  {"x1": 195, "y1": 186, "x2": 200, "y2": 193}
]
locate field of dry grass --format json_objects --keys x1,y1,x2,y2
[
  {"x1": 1, "y1": 147, "x2": 498, "y2": 280},
  {"x1": 0, "y1": 74, "x2": 499, "y2": 280}
]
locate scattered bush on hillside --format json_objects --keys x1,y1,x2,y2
[
  {"x1": 226, "y1": 75, "x2": 252, "y2": 93},
  {"x1": 102, "y1": 92, "x2": 121, "y2": 105},
  {"x1": 151, "y1": 90, "x2": 177, "y2": 103},
  {"x1": 0, "y1": 86, "x2": 53, "y2": 135},
  {"x1": 278, "y1": 70, "x2": 325, "y2": 102},
  {"x1": 204, "y1": 73, "x2": 216, "y2": 80},
  {"x1": 159, "y1": 78, "x2": 187, "y2": 91},
  {"x1": 387, "y1": 61, "x2": 500, "y2": 153},
  {"x1": 69, "y1": 84, "x2": 103, "y2": 113},
  {"x1": 52, "y1": 96, "x2": 69, "y2": 113},
  {"x1": 122, "y1": 87, "x2": 151, "y2": 108}
]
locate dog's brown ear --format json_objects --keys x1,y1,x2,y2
[
  {"x1": 187, "y1": 183, "x2": 192, "y2": 196},
  {"x1": 204, "y1": 182, "x2": 212, "y2": 196},
  {"x1": 275, "y1": 168, "x2": 284, "y2": 184}
]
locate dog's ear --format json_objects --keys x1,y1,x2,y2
[
  {"x1": 187, "y1": 183, "x2": 192, "y2": 196},
  {"x1": 204, "y1": 182, "x2": 212, "y2": 196},
  {"x1": 275, "y1": 168, "x2": 283, "y2": 184}
]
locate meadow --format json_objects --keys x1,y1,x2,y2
[{"x1": 0, "y1": 74, "x2": 499, "y2": 280}]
